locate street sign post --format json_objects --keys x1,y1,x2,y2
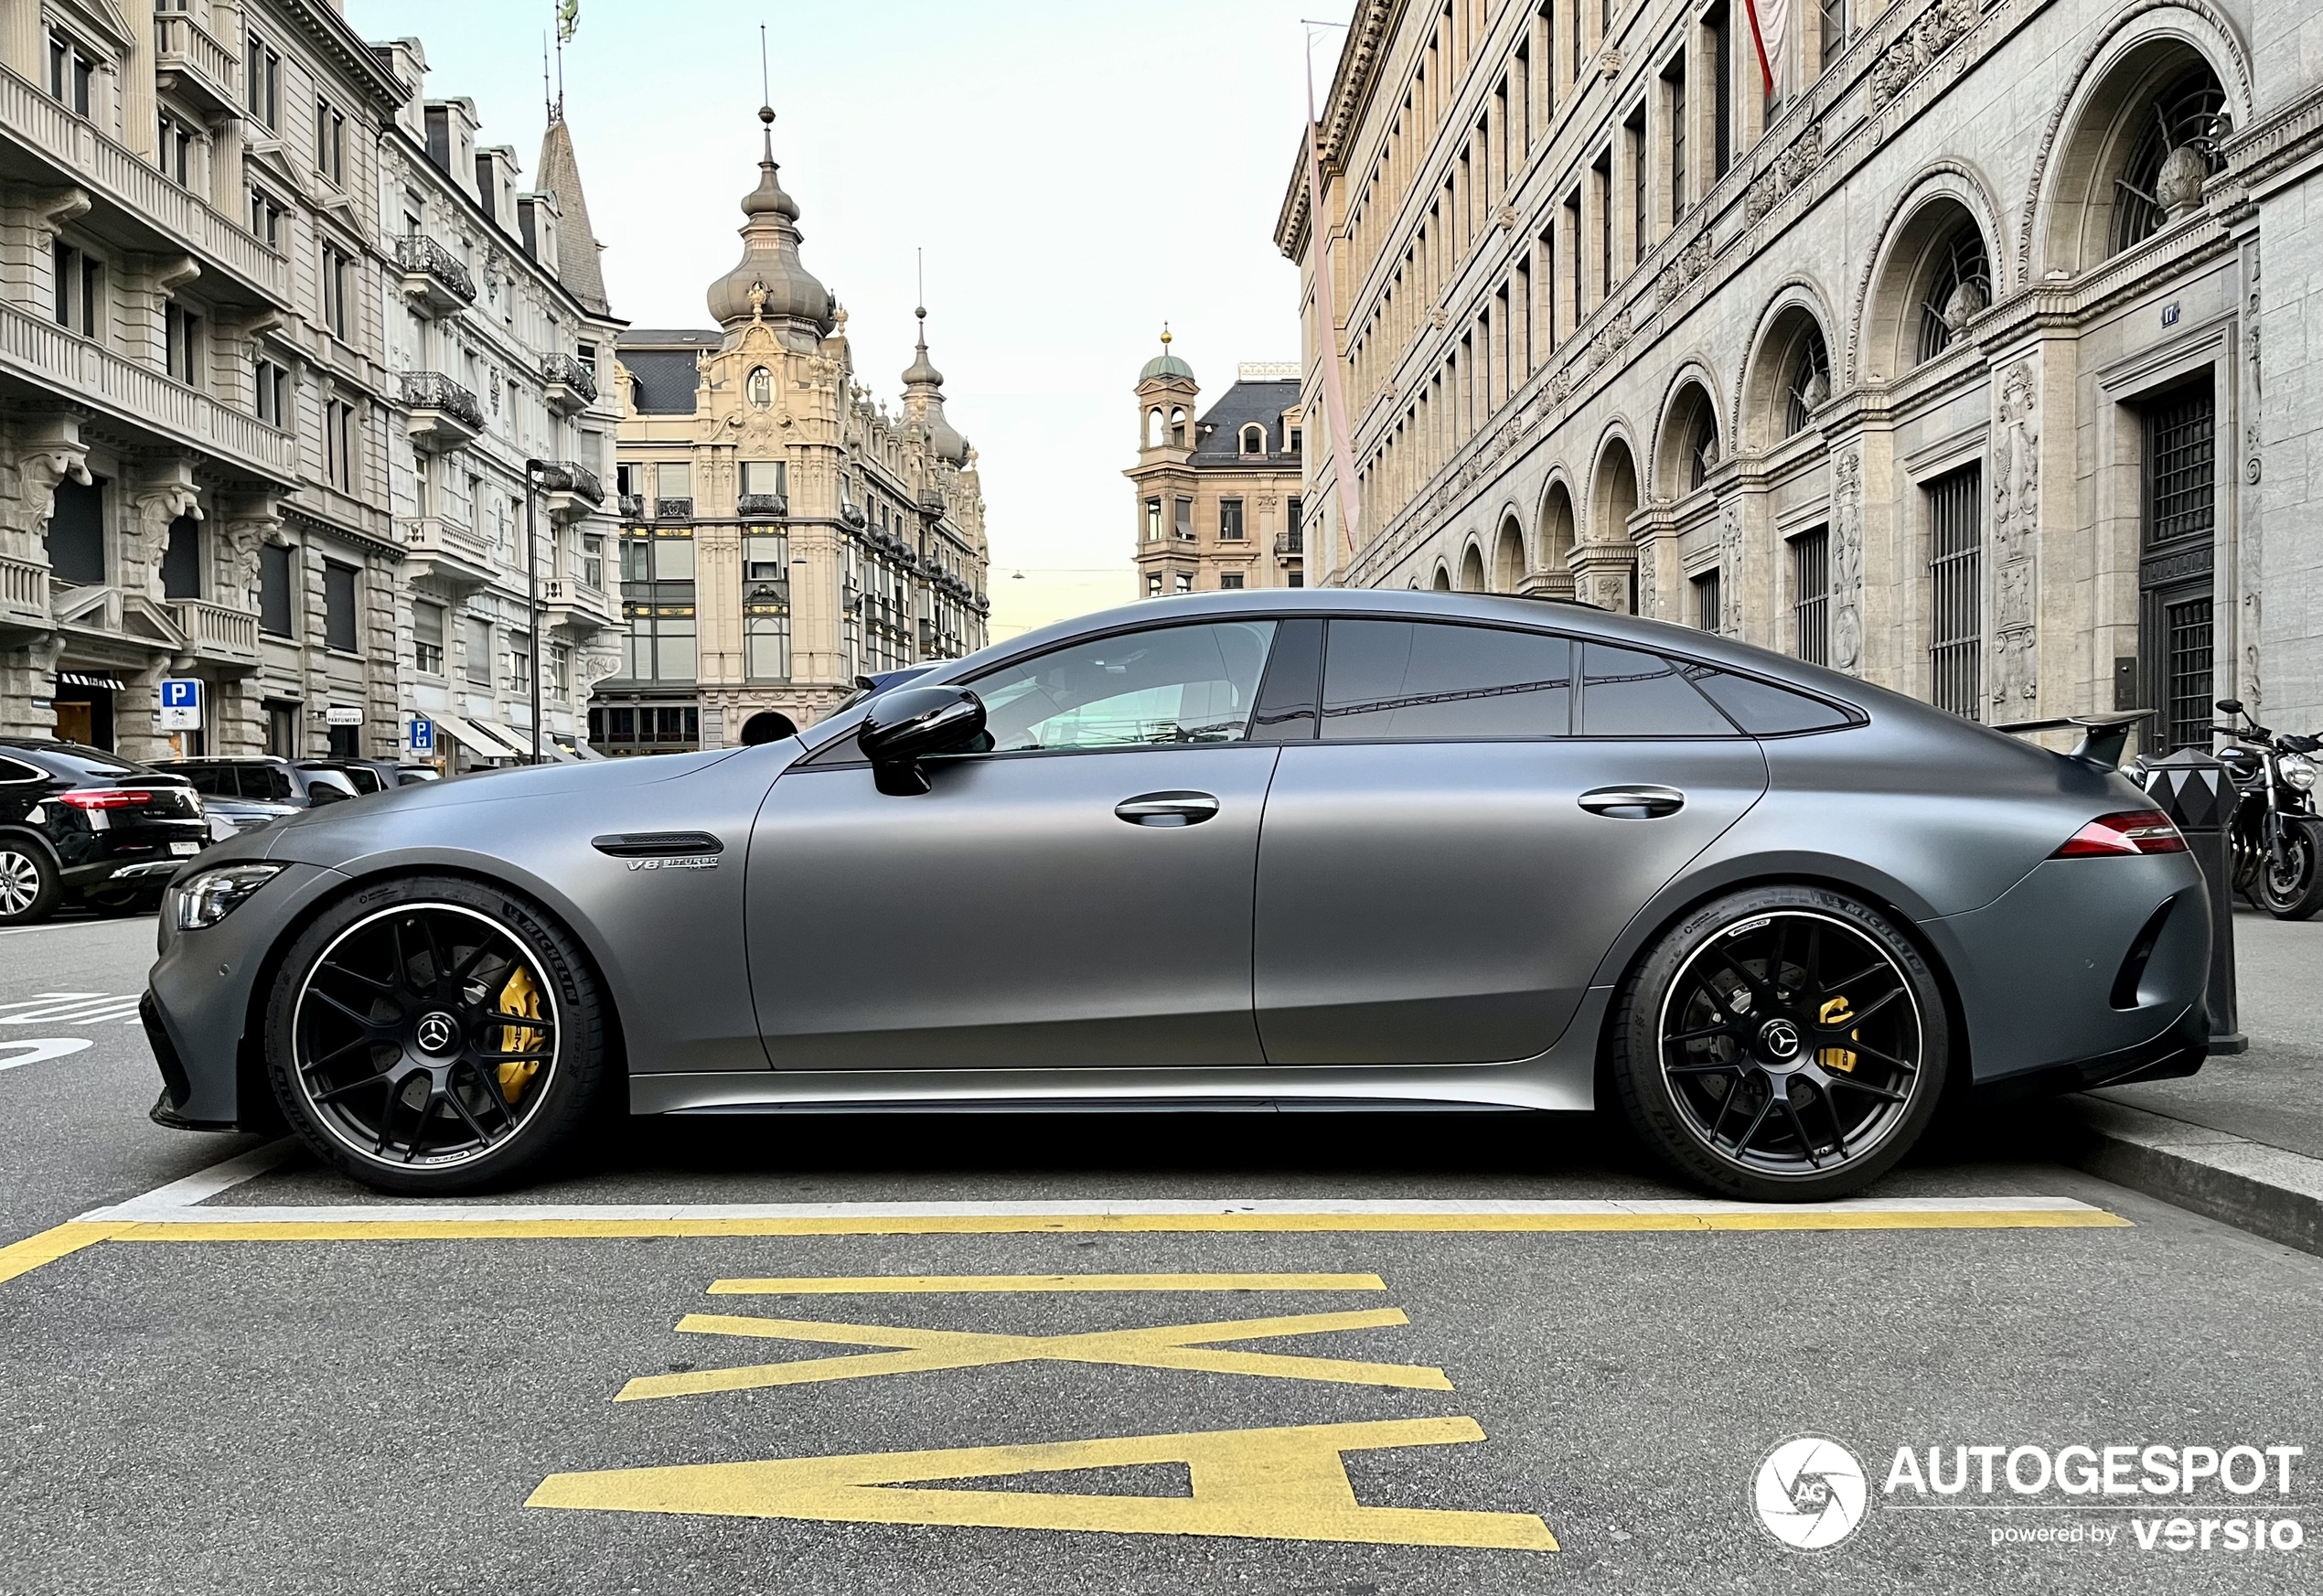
[{"x1": 157, "y1": 678, "x2": 202, "y2": 733}]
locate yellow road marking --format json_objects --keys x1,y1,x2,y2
[
  {"x1": 528, "y1": 1416, "x2": 1558, "y2": 1550},
  {"x1": 0, "y1": 1222, "x2": 129, "y2": 1285},
  {"x1": 618, "y1": 1307, "x2": 1451, "y2": 1400},
  {"x1": 90, "y1": 1207, "x2": 2130, "y2": 1241},
  {"x1": 706, "y1": 1272, "x2": 1388, "y2": 1294}
]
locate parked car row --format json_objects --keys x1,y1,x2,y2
[{"x1": 0, "y1": 741, "x2": 439, "y2": 926}]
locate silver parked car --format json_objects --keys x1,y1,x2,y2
[{"x1": 141, "y1": 591, "x2": 2211, "y2": 1200}]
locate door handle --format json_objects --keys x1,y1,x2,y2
[
  {"x1": 1577, "y1": 785, "x2": 1686, "y2": 819},
  {"x1": 1114, "y1": 791, "x2": 1221, "y2": 827}
]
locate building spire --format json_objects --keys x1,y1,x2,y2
[
  {"x1": 707, "y1": 102, "x2": 830, "y2": 337},
  {"x1": 536, "y1": 113, "x2": 609, "y2": 314}
]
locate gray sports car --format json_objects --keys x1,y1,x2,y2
[{"x1": 140, "y1": 590, "x2": 2211, "y2": 1201}]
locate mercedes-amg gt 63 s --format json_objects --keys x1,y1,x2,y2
[{"x1": 140, "y1": 591, "x2": 2212, "y2": 1201}]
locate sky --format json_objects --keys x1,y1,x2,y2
[{"x1": 347, "y1": 0, "x2": 1352, "y2": 637}]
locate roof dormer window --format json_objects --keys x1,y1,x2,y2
[{"x1": 1239, "y1": 423, "x2": 1267, "y2": 456}]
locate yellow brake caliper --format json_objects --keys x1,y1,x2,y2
[
  {"x1": 1816, "y1": 997, "x2": 1858, "y2": 1074},
  {"x1": 495, "y1": 967, "x2": 547, "y2": 1103}
]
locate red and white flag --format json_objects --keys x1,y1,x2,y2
[{"x1": 1745, "y1": 0, "x2": 1790, "y2": 101}]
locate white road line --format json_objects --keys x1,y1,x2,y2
[
  {"x1": 82, "y1": 1193, "x2": 2112, "y2": 1225},
  {"x1": 92, "y1": 1138, "x2": 301, "y2": 1216}
]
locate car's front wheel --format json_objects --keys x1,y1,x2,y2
[
  {"x1": 264, "y1": 875, "x2": 612, "y2": 1194},
  {"x1": 1610, "y1": 885, "x2": 1949, "y2": 1202}
]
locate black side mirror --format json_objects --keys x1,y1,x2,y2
[
  {"x1": 2216, "y1": 699, "x2": 2244, "y2": 716},
  {"x1": 857, "y1": 684, "x2": 986, "y2": 796},
  {"x1": 305, "y1": 782, "x2": 350, "y2": 806}
]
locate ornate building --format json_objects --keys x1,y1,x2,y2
[
  {"x1": 1279, "y1": 0, "x2": 2323, "y2": 750},
  {"x1": 373, "y1": 40, "x2": 623, "y2": 769},
  {"x1": 1128, "y1": 334, "x2": 1308, "y2": 596},
  {"x1": 1, "y1": 0, "x2": 409, "y2": 760},
  {"x1": 599, "y1": 110, "x2": 989, "y2": 754}
]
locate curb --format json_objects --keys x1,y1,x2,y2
[{"x1": 2065, "y1": 1096, "x2": 2323, "y2": 1259}]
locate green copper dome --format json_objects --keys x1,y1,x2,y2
[{"x1": 1139, "y1": 327, "x2": 1194, "y2": 384}]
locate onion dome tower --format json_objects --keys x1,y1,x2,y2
[{"x1": 707, "y1": 106, "x2": 834, "y2": 350}]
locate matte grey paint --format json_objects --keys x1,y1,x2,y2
[{"x1": 141, "y1": 589, "x2": 2208, "y2": 1129}]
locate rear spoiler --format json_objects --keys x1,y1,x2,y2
[{"x1": 1992, "y1": 710, "x2": 2153, "y2": 772}]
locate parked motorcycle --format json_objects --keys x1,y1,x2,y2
[{"x1": 2211, "y1": 699, "x2": 2323, "y2": 920}]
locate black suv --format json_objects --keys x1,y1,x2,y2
[
  {"x1": 153, "y1": 757, "x2": 363, "y2": 838},
  {"x1": 0, "y1": 740, "x2": 211, "y2": 924}
]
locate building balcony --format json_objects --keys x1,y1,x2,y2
[
  {"x1": 538, "y1": 460, "x2": 605, "y2": 523},
  {"x1": 400, "y1": 514, "x2": 493, "y2": 591},
  {"x1": 737, "y1": 492, "x2": 788, "y2": 520},
  {"x1": 0, "y1": 66, "x2": 288, "y2": 308},
  {"x1": 394, "y1": 234, "x2": 477, "y2": 318},
  {"x1": 401, "y1": 371, "x2": 484, "y2": 452},
  {"x1": 616, "y1": 493, "x2": 645, "y2": 520},
  {"x1": 653, "y1": 498, "x2": 693, "y2": 521},
  {"x1": 840, "y1": 503, "x2": 867, "y2": 530},
  {"x1": 0, "y1": 302, "x2": 294, "y2": 485},
  {"x1": 0, "y1": 552, "x2": 49, "y2": 641},
  {"x1": 541, "y1": 352, "x2": 596, "y2": 414},
  {"x1": 541, "y1": 576, "x2": 615, "y2": 634},
  {"x1": 153, "y1": 13, "x2": 239, "y2": 119},
  {"x1": 1275, "y1": 531, "x2": 1304, "y2": 559},
  {"x1": 168, "y1": 598, "x2": 260, "y2": 671}
]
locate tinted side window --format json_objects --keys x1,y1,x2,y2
[
  {"x1": 241, "y1": 766, "x2": 292, "y2": 801},
  {"x1": 1579, "y1": 644, "x2": 1737, "y2": 736},
  {"x1": 177, "y1": 766, "x2": 226, "y2": 795},
  {"x1": 1689, "y1": 670, "x2": 1856, "y2": 734},
  {"x1": 0, "y1": 757, "x2": 45, "y2": 784},
  {"x1": 970, "y1": 620, "x2": 1277, "y2": 753},
  {"x1": 1322, "y1": 621, "x2": 1571, "y2": 739}
]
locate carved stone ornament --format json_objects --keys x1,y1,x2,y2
[
  {"x1": 1991, "y1": 359, "x2": 2039, "y2": 560},
  {"x1": 1830, "y1": 447, "x2": 1864, "y2": 672},
  {"x1": 2155, "y1": 146, "x2": 2208, "y2": 220},
  {"x1": 1868, "y1": 0, "x2": 1982, "y2": 112},
  {"x1": 1942, "y1": 278, "x2": 1987, "y2": 335},
  {"x1": 1637, "y1": 537, "x2": 1660, "y2": 618},
  {"x1": 1719, "y1": 502, "x2": 1744, "y2": 635}
]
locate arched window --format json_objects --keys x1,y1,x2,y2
[
  {"x1": 1784, "y1": 326, "x2": 1831, "y2": 437},
  {"x1": 1687, "y1": 403, "x2": 1719, "y2": 490},
  {"x1": 1169, "y1": 408, "x2": 1188, "y2": 448},
  {"x1": 1240, "y1": 423, "x2": 1267, "y2": 455},
  {"x1": 1916, "y1": 225, "x2": 1991, "y2": 365},
  {"x1": 746, "y1": 366, "x2": 773, "y2": 409},
  {"x1": 1146, "y1": 408, "x2": 1164, "y2": 447},
  {"x1": 2110, "y1": 67, "x2": 2228, "y2": 254}
]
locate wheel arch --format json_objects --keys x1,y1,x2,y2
[
  {"x1": 0, "y1": 822, "x2": 64, "y2": 872},
  {"x1": 235, "y1": 858, "x2": 632, "y2": 1132},
  {"x1": 1585, "y1": 857, "x2": 1975, "y2": 1095}
]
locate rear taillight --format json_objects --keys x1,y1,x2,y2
[
  {"x1": 57, "y1": 787, "x2": 155, "y2": 811},
  {"x1": 2052, "y1": 809, "x2": 2188, "y2": 858}
]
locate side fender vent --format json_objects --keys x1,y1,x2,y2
[{"x1": 2108, "y1": 896, "x2": 2178, "y2": 1011}]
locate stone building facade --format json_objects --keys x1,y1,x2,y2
[
  {"x1": 1128, "y1": 336, "x2": 1309, "y2": 596},
  {"x1": 1, "y1": 0, "x2": 410, "y2": 762},
  {"x1": 1279, "y1": 0, "x2": 2323, "y2": 750},
  {"x1": 600, "y1": 111, "x2": 989, "y2": 754},
  {"x1": 372, "y1": 39, "x2": 623, "y2": 770}
]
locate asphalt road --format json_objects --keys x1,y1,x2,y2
[{"x1": 2, "y1": 914, "x2": 2318, "y2": 1596}]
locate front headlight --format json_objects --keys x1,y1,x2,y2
[
  {"x1": 175, "y1": 863, "x2": 285, "y2": 930},
  {"x1": 2283, "y1": 754, "x2": 2318, "y2": 792}
]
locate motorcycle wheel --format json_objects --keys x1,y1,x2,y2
[{"x1": 2256, "y1": 817, "x2": 2323, "y2": 921}]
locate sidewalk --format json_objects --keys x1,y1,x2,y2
[{"x1": 2064, "y1": 909, "x2": 2323, "y2": 1256}]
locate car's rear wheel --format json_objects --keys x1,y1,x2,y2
[
  {"x1": 1610, "y1": 885, "x2": 1949, "y2": 1202},
  {"x1": 0, "y1": 841, "x2": 59, "y2": 926},
  {"x1": 264, "y1": 875, "x2": 611, "y2": 1194}
]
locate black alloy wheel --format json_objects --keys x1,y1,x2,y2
[
  {"x1": 0, "y1": 841, "x2": 59, "y2": 925},
  {"x1": 266, "y1": 876, "x2": 609, "y2": 1194},
  {"x1": 2256, "y1": 817, "x2": 2323, "y2": 921},
  {"x1": 1611, "y1": 886, "x2": 1948, "y2": 1201}
]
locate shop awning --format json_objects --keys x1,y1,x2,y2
[
  {"x1": 57, "y1": 672, "x2": 127, "y2": 691},
  {"x1": 434, "y1": 713, "x2": 530, "y2": 762}
]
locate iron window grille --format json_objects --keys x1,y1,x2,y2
[
  {"x1": 1785, "y1": 327, "x2": 1831, "y2": 437},
  {"x1": 2145, "y1": 388, "x2": 2217, "y2": 550},
  {"x1": 1925, "y1": 466, "x2": 1984, "y2": 720},
  {"x1": 2143, "y1": 383, "x2": 2218, "y2": 752},
  {"x1": 1916, "y1": 226, "x2": 1992, "y2": 365},
  {"x1": 1791, "y1": 529, "x2": 1830, "y2": 666},
  {"x1": 1693, "y1": 569, "x2": 1722, "y2": 632},
  {"x1": 2111, "y1": 68, "x2": 2228, "y2": 255}
]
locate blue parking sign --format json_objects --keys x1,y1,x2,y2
[
  {"x1": 157, "y1": 677, "x2": 201, "y2": 731},
  {"x1": 410, "y1": 718, "x2": 434, "y2": 754}
]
